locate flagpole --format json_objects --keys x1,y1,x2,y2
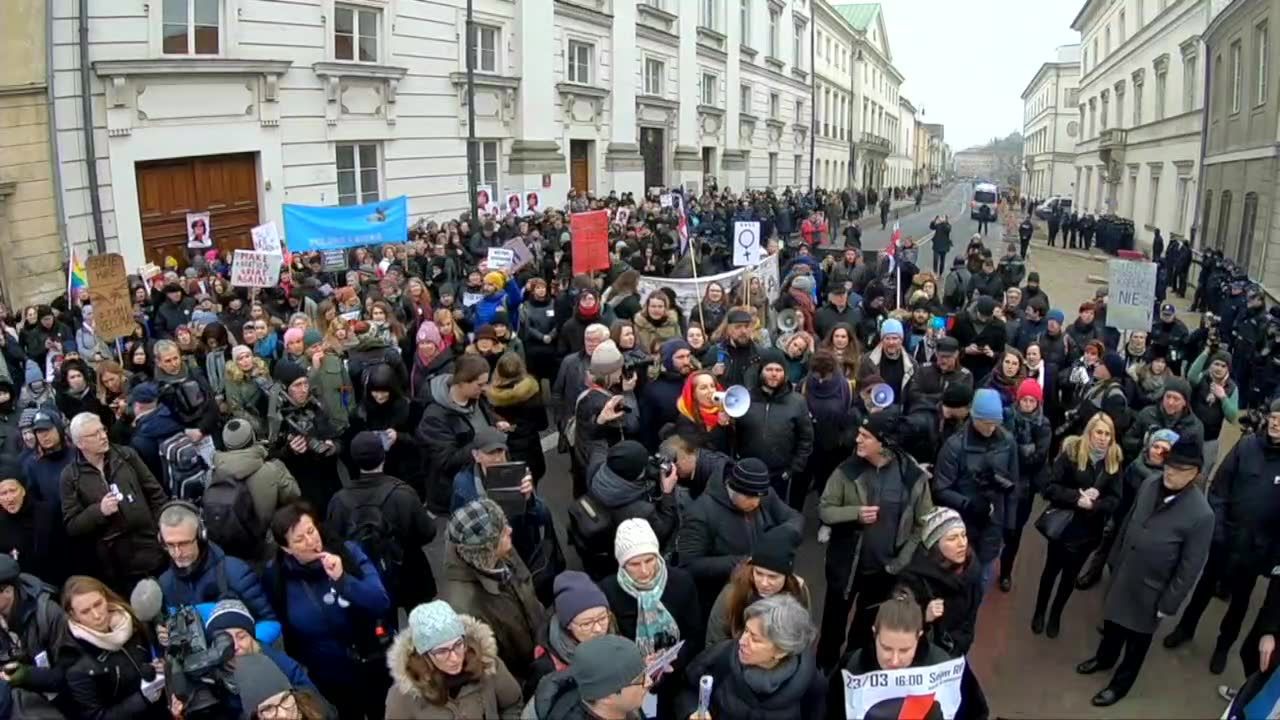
[{"x1": 688, "y1": 237, "x2": 707, "y2": 332}]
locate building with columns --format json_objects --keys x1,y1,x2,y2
[
  {"x1": 1020, "y1": 44, "x2": 1081, "y2": 200},
  {"x1": 888, "y1": 95, "x2": 915, "y2": 188},
  {"x1": 1070, "y1": 0, "x2": 1209, "y2": 254},
  {"x1": 812, "y1": 0, "x2": 856, "y2": 190},
  {"x1": 915, "y1": 121, "x2": 945, "y2": 186},
  {"x1": 45, "y1": 0, "x2": 817, "y2": 269}
]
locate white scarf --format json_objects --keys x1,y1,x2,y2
[{"x1": 69, "y1": 606, "x2": 134, "y2": 652}]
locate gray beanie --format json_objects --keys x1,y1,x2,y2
[
  {"x1": 231, "y1": 654, "x2": 293, "y2": 720},
  {"x1": 590, "y1": 339, "x2": 624, "y2": 377},
  {"x1": 222, "y1": 418, "x2": 255, "y2": 451},
  {"x1": 921, "y1": 507, "x2": 966, "y2": 550},
  {"x1": 570, "y1": 635, "x2": 647, "y2": 702},
  {"x1": 791, "y1": 274, "x2": 815, "y2": 294}
]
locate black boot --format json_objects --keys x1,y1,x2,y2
[
  {"x1": 1210, "y1": 643, "x2": 1230, "y2": 675},
  {"x1": 1163, "y1": 626, "x2": 1194, "y2": 649},
  {"x1": 1031, "y1": 613, "x2": 1045, "y2": 635},
  {"x1": 1046, "y1": 614, "x2": 1061, "y2": 639}
]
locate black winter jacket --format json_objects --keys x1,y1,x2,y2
[
  {"x1": 734, "y1": 376, "x2": 813, "y2": 478},
  {"x1": 1208, "y1": 433, "x2": 1280, "y2": 575},
  {"x1": 932, "y1": 424, "x2": 1019, "y2": 562},
  {"x1": 600, "y1": 565, "x2": 704, "y2": 692},
  {"x1": 897, "y1": 548, "x2": 984, "y2": 656},
  {"x1": 678, "y1": 639, "x2": 826, "y2": 720},
  {"x1": 1042, "y1": 444, "x2": 1122, "y2": 552},
  {"x1": 65, "y1": 625, "x2": 164, "y2": 720}
]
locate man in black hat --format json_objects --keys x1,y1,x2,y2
[
  {"x1": 734, "y1": 349, "x2": 813, "y2": 509},
  {"x1": 1078, "y1": 435, "x2": 1212, "y2": 707},
  {"x1": 1151, "y1": 303, "x2": 1190, "y2": 375},
  {"x1": 326, "y1": 430, "x2": 437, "y2": 613},
  {"x1": 0, "y1": 555, "x2": 78, "y2": 709},
  {"x1": 153, "y1": 282, "x2": 195, "y2": 340},
  {"x1": 817, "y1": 407, "x2": 935, "y2": 667},
  {"x1": 715, "y1": 309, "x2": 763, "y2": 387},
  {"x1": 815, "y1": 284, "x2": 861, "y2": 341},
  {"x1": 906, "y1": 336, "x2": 974, "y2": 412}
]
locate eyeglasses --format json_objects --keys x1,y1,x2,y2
[
  {"x1": 163, "y1": 538, "x2": 198, "y2": 553},
  {"x1": 257, "y1": 691, "x2": 298, "y2": 719},
  {"x1": 571, "y1": 612, "x2": 611, "y2": 632},
  {"x1": 428, "y1": 637, "x2": 466, "y2": 660}
]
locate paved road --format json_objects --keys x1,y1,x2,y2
[{"x1": 422, "y1": 196, "x2": 1250, "y2": 719}]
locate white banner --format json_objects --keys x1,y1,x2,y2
[
  {"x1": 1107, "y1": 259, "x2": 1158, "y2": 332},
  {"x1": 841, "y1": 657, "x2": 966, "y2": 720},
  {"x1": 229, "y1": 250, "x2": 282, "y2": 288},
  {"x1": 635, "y1": 253, "x2": 780, "y2": 328},
  {"x1": 487, "y1": 247, "x2": 515, "y2": 271},
  {"x1": 733, "y1": 221, "x2": 762, "y2": 266},
  {"x1": 250, "y1": 221, "x2": 282, "y2": 255}
]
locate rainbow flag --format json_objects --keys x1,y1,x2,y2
[{"x1": 68, "y1": 250, "x2": 87, "y2": 296}]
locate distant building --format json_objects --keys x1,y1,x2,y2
[
  {"x1": 1020, "y1": 45, "x2": 1082, "y2": 200},
  {"x1": 953, "y1": 149, "x2": 1000, "y2": 180},
  {"x1": 1070, "y1": 0, "x2": 1209, "y2": 253},
  {"x1": 1199, "y1": 0, "x2": 1277, "y2": 285}
]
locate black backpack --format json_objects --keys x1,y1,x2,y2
[
  {"x1": 202, "y1": 473, "x2": 263, "y2": 562},
  {"x1": 343, "y1": 485, "x2": 404, "y2": 590},
  {"x1": 160, "y1": 434, "x2": 211, "y2": 501},
  {"x1": 566, "y1": 493, "x2": 617, "y2": 581},
  {"x1": 162, "y1": 377, "x2": 207, "y2": 426}
]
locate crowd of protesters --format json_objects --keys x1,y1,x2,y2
[{"x1": 0, "y1": 181, "x2": 1276, "y2": 719}]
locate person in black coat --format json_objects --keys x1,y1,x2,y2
[
  {"x1": 414, "y1": 354, "x2": 498, "y2": 512},
  {"x1": 152, "y1": 283, "x2": 195, "y2": 341},
  {"x1": 580, "y1": 441, "x2": 679, "y2": 579},
  {"x1": 519, "y1": 278, "x2": 560, "y2": 382},
  {"x1": 898, "y1": 508, "x2": 984, "y2": 657},
  {"x1": 485, "y1": 353, "x2": 549, "y2": 483},
  {"x1": 733, "y1": 348, "x2": 814, "y2": 509},
  {"x1": 999, "y1": 378, "x2": 1054, "y2": 592},
  {"x1": 951, "y1": 297, "x2": 1007, "y2": 381},
  {"x1": 928, "y1": 215, "x2": 953, "y2": 275},
  {"x1": 327, "y1": 431, "x2": 437, "y2": 614},
  {"x1": 638, "y1": 339, "x2": 695, "y2": 452},
  {"x1": 1032, "y1": 415, "x2": 1123, "y2": 638},
  {"x1": 600, "y1": 519, "x2": 704, "y2": 717}
]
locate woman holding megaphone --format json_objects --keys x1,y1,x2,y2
[{"x1": 674, "y1": 371, "x2": 748, "y2": 456}]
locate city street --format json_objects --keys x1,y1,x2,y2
[{"x1": 410, "y1": 202, "x2": 1248, "y2": 719}]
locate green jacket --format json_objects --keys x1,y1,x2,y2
[
  {"x1": 308, "y1": 350, "x2": 351, "y2": 431},
  {"x1": 224, "y1": 376, "x2": 271, "y2": 437}
]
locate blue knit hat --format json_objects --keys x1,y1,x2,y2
[
  {"x1": 1047, "y1": 309, "x2": 1066, "y2": 324},
  {"x1": 660, "y1": 339, "x2": 692, "y2": 372},
  {"x1": 880, "y1": 318, "x2": 904, "y2": 338},
  {"x1": 971, "y1": 388, "x2": 1004, "y2": 422},
  {"x1": 408, "y1": 600, "x2": 465, "y2": 654}
]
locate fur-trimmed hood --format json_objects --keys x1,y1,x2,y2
[
  {"x1": 486, "y1": 375, "x2": 540, "y2": 407},
  {"x1": 387, "y1": 614, "x2": 499, "y2": 707}
]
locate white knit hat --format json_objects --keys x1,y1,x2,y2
[{"x1": 614, "y1": 518, "x2": 660, "y2": 565}]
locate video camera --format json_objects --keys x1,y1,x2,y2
[
  {"x1": 283, "y1": 412, "x2": 333, "y2": 455},
  {"x1": 644, "y1": 453, "x2": 674, "y2": 486},
  {"x1": 622, "y1": 354, "x2": 654, "y2": 380},
  {"x1": 164, "y1": 606, "x2": 236, "y2": 716}
]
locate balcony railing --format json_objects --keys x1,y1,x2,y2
[
  {"x1": 860, "y1": 131, "x2": 892, "y2": 150},
  {"x1": 1098, "y1": 128, "x2": 1128, "y2": 149}
]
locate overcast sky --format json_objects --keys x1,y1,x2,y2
[{"x1": 878, "y1": 0, "x2": 1083, "y2": 152}]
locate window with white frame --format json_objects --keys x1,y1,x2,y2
[
  {"x1": 643, "y1": 0, "x2": 664, "y2": 7},
  {"x1": 701, "y1": 0, "x2": 716, "y2": 29},
  {"x1": 1257, "y1": 22, "x2": 1269, "y2": 106},
  {"x1": 336, "y1": 143, "x2": 380, "y2": 206},
  {"x1": 701, "y1": 72, "x2": 717, "y2": 106},
  {"x1": 468, "y1": 24, "x2": 499, "y2": 73},
  {"x1": 740, "y1": 84, "x2": 752, "y2": 113},
  {"x1": 1104, "y1": 27, "x2": 1111, "y2": 57},
  {"x1": 1133, "y1": 82, "x2": 1143, "y2": 124},
  {"x1": 1175, "y1": 176, "x2": 1191, "y2": 233},
  {"x1": 334, "y1": 4, "x2": 379, "y2": 63},
  {"x1": 768, "y1": 11, "x2": 778, "y2": 56},
  {"x1": 770, "y1": 92, "x2": 779, "y2": 118},
  {"x1": 567, "y1": 40, "x2": 592, "y2": 84},
  {"x1": 794, "y1": 154, "x2": 802, "y2": 186},
  {"x1": 478, "y1": 140, "x2": 501, "y2": 197},
  {"x1": 163, "y1": 0, "x2": 220, "y2": 55},
  {"x1": 1135, "y1": 0, "x2": 1144, "y2": 29},
  {"x1": 1231, "y1": 42, "x2": 1242, "y2": 112},
  {"x1": 1183, "y1": 55, "x2": 1197, "y2": 112},
  {"x1": 740, "y1": 0, "x2": 750, "y2": 42},
  {"x1": 795, "y1": 98, "x2": 803, "y2": 123},
  {"x1": 794, "y1": 23, "x2": 803, "y2": 68},
  {"x1": 1147, "y1": 170, "x2": 1160, "y2": 225},
  {"x1": 644, "y1": 57, "x2": 664, "y2": 95},
  {"x1": 1154, "y1": 67, "x2": 1167, "y2": 120},
  {"x1": 769, "y1": 153, "x2": 778, "y2": 186},
  {"x1": 1118, "y1": 10, "x2": 1126, "y2": 44}
]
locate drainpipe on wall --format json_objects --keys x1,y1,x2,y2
[
  {"x1": 807, "y1": 17, "x2": 815, "y2": 191},
  {"x1": 46, "y1": 0, "x2": 68, "y2": 260},
  {"x1": 78, "y1": 0, "x2": 106, "y2": 255},
  {"x1": 1192, "y1": 35, "x2": 1211, "y2": 253}
]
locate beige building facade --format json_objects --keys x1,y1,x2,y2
[
  {"x1": 0, "y1": 0, "x2": 65, "y2": 308},
  {"x1": 1200, "y1": 0, "x2": 1277, "y2": 285}
]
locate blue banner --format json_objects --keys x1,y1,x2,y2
[{"x1": 282, "y1": 196, "x2": 408, "y2": 252}]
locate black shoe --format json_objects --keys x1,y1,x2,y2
[
  {"x1": 1075, "y1": 564, "x2": 1103, "y2": 590},
  {"x1": 1163, "y1": 627, "x2": 1193, "y2": 649},
  {"x1": 1031, "y1": 614, "x2": 1045, "y2": 635},
  {"x1": 1091, "y1": 688, "x2": 1122, "y2": 707},
  {"x1": 999, "y1": 577, "x2": 1012, "y2": 593},
  {"x1": 1046, "y1": 616, "x2": 1061, "y2": 639},
  {"x1": 1210, "y1": 646, "x2": 1230, "y2": 675},
  {"x1": 1076, "y1": 658, "x2": 1110, "y2": 675}
]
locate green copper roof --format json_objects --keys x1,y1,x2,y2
[{"x1": 834, "y1": 3, "x2": 880, "y2": 31}]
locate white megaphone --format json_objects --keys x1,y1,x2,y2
[
  {"x1": 868, "y1": 383, "x2": 896, "y2": 410},
  {"x1": 713, "y1": 385, "x2": 752, "y2": 418},
  {"x1": 776, "y1": 308, "x2": 801, "y2": 334}
]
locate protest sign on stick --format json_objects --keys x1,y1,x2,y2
[
  {"x1": 230, "y1": 250, "x2": 282, "y2": 288},
  {"x1": 84, "y1": 253, "x2": 133, "y2": 341}
]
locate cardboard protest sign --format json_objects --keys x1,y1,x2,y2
[
  {"x1": 503, "y1": 238, "x2": 534, "y2": 271},
  {"x1": 250, "y1": 221, "x2": 283, "y2": 254},
  {"x1": 321, "y1": 249, "x2": 347, "y2": 271},
  {"x1": 84, "y1": 253, "x2": 133, "y2": 341},
  {"x1": 1107, "y1": 259, "x2": 1157, "y2": 331},
  {"x1": 570, "y1": 210, "x2": 611, "y2": 275},
  {"x1": 230, "y1": 250, "x2": 282, "y2": 288}
]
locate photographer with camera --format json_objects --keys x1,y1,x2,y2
[
  {"x1": 62, "y1": 575, "x2": 167, "y2": 719},
  {"x1": 0, "y1": 556, "x2": 77, "y2": 716},
  {"x1": 267, "y1": 361, "x2": 342, "y2": 513},
  {"x1": 571, "y1": 340, "x2": 640, "y2": 492},
  {"x1": 200, "y1": 599, "x2": 320, "y2": 697},
  {"x1": 155, "y1": 501, "x2": 279, "y2": 645},
  {"x1": 932, "y1": 388, "x2": 1020, "y2": 593},
  {"x1": 572, "y1": 440, "x2": 679, "y2": 580}
]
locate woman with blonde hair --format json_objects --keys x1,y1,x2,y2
[
  {"x1": 433, "y1": 307, "x2": 464, "y2": 354},
  {"x1": 62, "y1": 575, "x2": 167, "y2": 719},
  {"x1": 96, "y1": 360, "x2": 129, "y2": 422},
  {"x1": 1031, "y1": 412, "x2": 1123, "y2": 638},
  {"x1": 225, "y1": 344, "x2": 273, "y2": 435}
]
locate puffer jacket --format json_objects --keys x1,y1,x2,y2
[
  {"x1": 211, "y1": 445, "x2": 300, "y2": 536},
  {"x1": 587, "y1": 456, "x2": 679, "y2": 550},
  {"x1": 932, "y1": 423, "x2": 1020, "y2": 563},
  {"x1": 521, "y1": 669, "x2": 643, "y2": 720},
  {"x1": 734, "y1": 369, "x2": 813, "y2": 478},
  {"x1": 633, "y1": 310, "x2": 682, "y2": 353},
  {"x1": 1122, "y1": 404, "x2": 1204, "y2": 460},
  {"x1": 897, "y1": 548, "x2": 984, "y2": 656},
  {"x1": 415, "y1": 373, "x2": 496, "y2": 512},
  {"x1": 65, "y1": 620, "x2": 166, "y2": 719},
  {"x1": 158, "y1": 541, "x2": 278, "y2": 622},
  {"x1": 384, "y1": 614, "x2": 524, "y2": 720}
]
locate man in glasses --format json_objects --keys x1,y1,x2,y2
[{"x1": 525, "y1": 634, "x2": 649, "y2": 719}]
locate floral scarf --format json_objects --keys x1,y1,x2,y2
[{"x1": 615, "y1": 558, "x2": 680, "y2": 655}]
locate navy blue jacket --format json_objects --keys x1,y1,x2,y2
[
  {"x1": 639, "y1": 371, "x2": 685, "y2": 451},
  {"x1": 260, "y1": 645, "x2": 318, "y2": 692},
  {"x1": 933, "y1": 423, "x2": 1020, "y2": 563},
  {"x1": 159, "y1": 542, "x2": 277, "y2": 622},
  {"x1": 264, "y1": 541, "x2": 390, "y2": 687},
  {"x1": 130, "y1": 405, "x2": 184, "y2": 481}
]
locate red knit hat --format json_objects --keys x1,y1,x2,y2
[{"x1": 1016, "y1": 379, "x2": 1044, "y2": 405}]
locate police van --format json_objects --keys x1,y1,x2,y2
[{"x1": 970, "y1": 182, "x2": 998, "y2": 220}]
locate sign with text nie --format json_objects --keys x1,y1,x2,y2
[{"x1": 1107, "y1": 259, "x2": 1157, "y2": 332}]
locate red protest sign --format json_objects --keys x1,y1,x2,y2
[{"x1": 570, "y1": 210, "x2": 610, "y2": 275}]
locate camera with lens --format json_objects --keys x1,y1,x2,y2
[
  {"x1": 283, "y1": 412, "x2": 332, "y2": 455},
  {"x1": 622, "y1": 354, "x2": 654, "y2": 380},
  {"x1": 644, "y1": 453, "x2": 674, "y2": 486},
  {"x1": 164, "y1": 606, "x2": 236, "y2": 716}
]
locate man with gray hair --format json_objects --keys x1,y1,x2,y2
[
  {"x1": 155, "y1": 500, "x2": 279, "y2": 643},
  {"x1": 552, "y1": 322, "x2": 612, "y2": 433},
  {"x1": 59, "y1": 412, "x2": 167, "y2": 594},
  {"x1": 153, "y1": 339, "x2": 220, "y2": 440}
]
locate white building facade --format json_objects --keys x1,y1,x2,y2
[
  {"x1": 51, "y1": 0, "x2": 816, "y2": 269},
  {"x1": 1020, "y1": 45, "x2": 1081, "y2": 200},
  {"x1": 812, "y1": 0, "x2": 855, "y2": 190},
  {"x1": 1070, "y1": 0, "x2": 1210, "y2": 252},
  {"x1": 888, "y1": 95, "x2": 915, "y2": 188}
]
